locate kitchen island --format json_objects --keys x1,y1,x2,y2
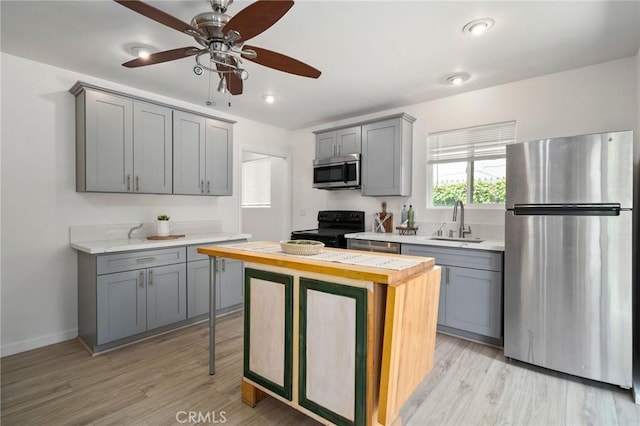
[{"x1": 197, "y1": 241, "x2": 441, "y2": 426}]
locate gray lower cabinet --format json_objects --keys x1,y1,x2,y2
[
  {"x1": 186, "y1": 243, "x2": 244, "y2": 319},
  {"x1": 96, "y1": 269, "x2": 146, "y2": 344},
  {"x1": 97, "y1": 263, "x2": 186, "y2": 344},
  {"x1": 79, "y1": 240, "x2": 246, "y2": 353},
  {"x1": 401, "y1": 244, "x2": 503, "y2": 345},
  {"x1": 187, "y1": 259, "x2": 219, "y2": 317},
  {"x1": 360, "y1": 114, "x2": 415, "y2": 197}
]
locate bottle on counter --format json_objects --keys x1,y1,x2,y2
[
  {"x1": 401, "y1": 205, "x2": 408, "y2": 225},
  {"x1": 407, "y1": 205, "x2": 415, "y2": 227}
]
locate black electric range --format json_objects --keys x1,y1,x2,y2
[{"x1": 290, "y1": 210, "x2": 365, "y2": 248}]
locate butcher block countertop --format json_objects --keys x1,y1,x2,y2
[{"x1": 197, "y1": 241, "x2": 435, "y2": 285}]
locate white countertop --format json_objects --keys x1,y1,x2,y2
[
  {"x1": 71, "y1": 233, "x2": 252, "y2": 254},
  {"x1": 345, "y1": 232, "x2": 504, "y2": 251}
]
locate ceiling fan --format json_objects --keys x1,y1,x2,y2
[{"x1": 114, "y1": 0, "x2": 321, "y2": 95}]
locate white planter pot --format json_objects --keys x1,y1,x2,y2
[{"x1": 156, "y1": 221, "x2": 171, "y2": 237}]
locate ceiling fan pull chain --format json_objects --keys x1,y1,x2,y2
[{"x1": 206, "y1": 58, "x2": 214, "y2": 106}]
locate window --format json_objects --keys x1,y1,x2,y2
[
  {"x1": 427, "y1": 121, "x2": 515, "y2": 207},
  {"x1": 242, "y1": 157, "x2": 271, "y2": 207}
]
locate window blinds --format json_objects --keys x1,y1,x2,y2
[
  {"x1": 427, "y1": 121, "x2": 516, "y2": 163},
  {"x1": 242, "y1": 157, "x2": 271, "y2": 206}
]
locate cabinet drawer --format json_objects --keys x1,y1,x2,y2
[
  {"x1": 401, "y1": 244, "x2": 503, "y2": 271},
  {"x1": 97, "y1": 247, "x2": 186, "y2": 275}
]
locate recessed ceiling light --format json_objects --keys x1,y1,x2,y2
[
  {"x1": 262, "y1": 94, "x2": 275, "y2": 104},
  {"x1": 462, "y1": 18, "x2": 495, "y2": 36},
  {"x1": 446, "y1": 73, "x2": 470, "y2": 85}
]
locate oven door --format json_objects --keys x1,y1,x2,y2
[{"x1": 312, "y1": 155, "x2": 360, "y2": 189}]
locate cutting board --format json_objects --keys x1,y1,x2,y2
[{"x1": 146, "y1": 234, "x2": 186, "y2": 240}]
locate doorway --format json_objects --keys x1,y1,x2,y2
[{"x1": 241, "y1": 151, "x2": 289, "y2": 242}]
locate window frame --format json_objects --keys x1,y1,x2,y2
[{"x1": 426, "y1": 121, "x2": 514, "y2": 209}]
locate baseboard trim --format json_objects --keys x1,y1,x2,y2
[{"x1": 1, "y1": 328, "x2": 78, "y2": 357}]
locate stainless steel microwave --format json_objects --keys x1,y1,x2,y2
[{"x1": 312, "y1": 154, "x2": 360, "y2": 189}]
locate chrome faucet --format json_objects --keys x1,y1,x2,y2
[
  {"x1": 452, "y1": 200, "x2": 471, "y2": 238},
  {"x1": 128, "y1": 223, "x2": 143, "y2": 239}
]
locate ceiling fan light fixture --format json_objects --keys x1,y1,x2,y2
[
  {"x1": 128, "y1": 44, "x2": 157, "y2": 59},
  {"x1": 217, "y1": 76, "x2": 228, "y2": 94},
  {"x1": 462, "y1": 18, "x2": 495, "y2": 36},
  {"x1": 234, "y1": 68, "x2": 249, "y2": 80},
  {"x1": 262, "y1": 94, "x2": 275, "y2": 104},
  {"x1": 446, "y1": 73, "x2": 470, "y2": 85}
]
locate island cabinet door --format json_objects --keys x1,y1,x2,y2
[
  {"x1": 298, "y1": 278, "x2": 367, "y2": 426},
  {"x1": 243, "y1": 268, "x2": 293, "y2": 400}
]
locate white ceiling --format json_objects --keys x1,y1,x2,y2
[{"x1": 2, "y1": 1, "x2": 639, "y2": 130}]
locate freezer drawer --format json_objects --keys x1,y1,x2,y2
[
  {"x1": 506, "y1": 131, "x2": 633, "y2": 208},
  {"x1": 504, "y1": 210, "x2": 632, "y2": 387}
]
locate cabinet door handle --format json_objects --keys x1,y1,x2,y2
[
  {"x1": 127, "y1": 174, "x2": 131, "y2": 191},
  {"x1": 221, "y1": 259, "x2": 225, "y2": 272},
  {"x1": 148, "y1": 270, "x2": 153, "y2": 287},
  {"x1": 201, "y1": 180, "x2": 205, "y2": 194},
  {"x1": 445, "y1": 267, "x2": 450, "y2": 284},
  {"x1": 337, "y1": 144, "x2": 341, "y2": 155},
  {"x1": 135, "y1": 175, "x2": 140, "y2": 192},
  {"x1": 207, "y1": 181, "x2": 211, "y2": 194},
  {"x1": 139, "y1": 271, "x2": 145, "y2": 288},
  {"x1": 136, "y1": 257, "x2": 156, "y2": 263}
]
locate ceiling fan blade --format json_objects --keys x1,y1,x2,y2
[
  {"x1": 123, "y1": 47, "x2": 201, "y2": 68},
  {"x1": 242, "y1": 45, "x2": 321, "y2": 78},
  {"x1": 224, "y1": 0, "x2": 294, "y2": 43},
  {"x1": 216, "y1": 60, "x2": 243, "y2": 95},
  {"x1": 114, "y1": 0, "x2": 207, "y2": 40}
]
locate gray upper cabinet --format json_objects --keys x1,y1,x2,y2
[
  {"x1": 133, "y1": 102, "x2": 173, "y2": 194},
  {"x1": 71, "y1": 82, "x2": 234, "y2": 196},
  {"x1": 76, "y1": 89, "x2": 172, "y2": 193},
  {"x1": 173, "y1": 110, "x2": 233, "y2": 196},
  {"x1": 173, "y1": 111, "x2": 205, "y2": 195},
  {"x1": 80, "y1": 90, "x2": 134, "y2": 193},
  {"x1": 315, "y1": 126, "x2": 362, "y2": 159},
  {"x1": 361, "y1": 114, "x2": 414, "y2": 197},
  {"x1": 315, "y1": 131, "x2": 336, "y2": 159}
]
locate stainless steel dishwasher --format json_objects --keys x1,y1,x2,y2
[{"x1": 347, "y1": 238, "x2": 401, "y2": 254}]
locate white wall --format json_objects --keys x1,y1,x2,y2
[
  {"x1": 291, "y1": 57, "x2": 639, "y2": 235},
  {"x1": 0, "y1": 53, "x2": 291, "y2": 356}
]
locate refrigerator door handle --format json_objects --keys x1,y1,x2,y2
[{"x1": 512, "y1": 203, "x2": 621, "y2": 216}]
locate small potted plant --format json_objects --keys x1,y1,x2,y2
[{"x1": 156, "y1": 214, "x2": 171, "y2": 237}]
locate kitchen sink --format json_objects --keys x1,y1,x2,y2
[{"x1": 428, "y1": 236, "x2": 485, "y2": 243}]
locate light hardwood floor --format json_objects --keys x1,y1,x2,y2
[{"x1": 2, "y1": 310, "x2": 639, "y2": 425}]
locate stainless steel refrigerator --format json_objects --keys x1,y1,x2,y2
[{"x1": 504, "y1": 131, "x2": 634, "y2": 388}]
